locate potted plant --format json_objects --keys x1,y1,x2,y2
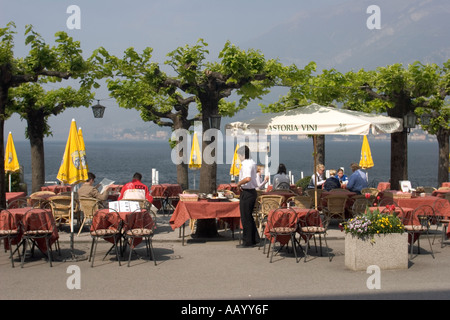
[{"x1": 343, "y1": 205, "x2": 409, "y2": 270}]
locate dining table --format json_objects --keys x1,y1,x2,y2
[
  {"x1": 263, "y1": 207, "x2": 321, "y2": 245},
  {"x1": 170, "y1": 199, "x2": 241, "y2": 245},
  {"x1": 6, "y1": 192, "x2": 27, "y2": 206},
  {"x1": 150, "y1": 183, "x2": 182, "y2": 211},
  {"x1": 90, "y1": 208, "x2": 155, "y2": 249},
  {"x1": 1, "y1": 207, "x2": 58, "y2": 254}
]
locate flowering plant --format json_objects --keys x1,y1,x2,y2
[{"x1": 343, "y1": 206, "x2": 404, "y2": 240}]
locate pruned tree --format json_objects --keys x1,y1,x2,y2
[{"x1": 0, "y1": 22, "x2": 95, "y2": 206}]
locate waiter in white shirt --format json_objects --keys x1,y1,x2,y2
[{"x1": 236, "y1": 145, "x2": 260, "y2": 248}]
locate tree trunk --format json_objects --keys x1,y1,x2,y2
[
  {"x1": 390, "y1": 130, "x2": 408, "y2": 191},
  {"x1": 316, "y1": 135, "x2": 325, "y2": 166},
  {"x1": 436, "y1": 127, "x2": 450, "y2": 187},
  {"x1": 196, "y1": 94, "x2": 219, "y2": 237},
  {"x1": 0, "y1": 86, "x2": 7, "y2": 207},
  {"x1": 177, "y1": 163, "x2": 189, "y2": 190},
  {"x1": 26, "y1": 111, "x2": 47, "y2": 193}
]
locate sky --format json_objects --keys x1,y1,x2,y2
[{"x1": 1, "y1": 0, "x2": 448, "y2": 141}]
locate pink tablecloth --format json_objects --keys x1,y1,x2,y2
[
  {"x1": 1, "y1": 207, "x2": 58, "y2": 253},
  {"x1": 6, "y1": 192, "x2": 26, "y2": 205},
  {"x1": 264, "y1": 208, "x2": 320, "y2": 245},
  {"x1": 150, "y1": 184, "x2": 182, "y2": 209},
  {"x1": 170, "y1": 199, "x2": 241, "y2": 230}
]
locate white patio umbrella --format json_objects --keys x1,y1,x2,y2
[{"x1": 226, "y1": 103, "x2": 403, "y2": 208}]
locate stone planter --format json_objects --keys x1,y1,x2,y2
[{"x1": 345, "y1": 233, "x2": 408, "y2": 271}]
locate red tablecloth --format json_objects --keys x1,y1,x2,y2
[
  {"x1": 170, "y1": 199, "x2": 241, "y2": 230},
  {"x1": 40, "y1": 185, "x2": 72, "y2": 194},
  {"x1": 377, "y1": 182, "x2": 391, "y2": 192},
  {"x1": 6, "y1": 192, "x2": 26, "y2": 205},
  {"x1": 150, "y1": 184, "x2": 182, "y2": 209},
  {"x1": 1, "y1": 207, "x2": 58, "y2": 253},
  {"x1": 393, "y1": 196, "x2": 450, "y2": 218},
  {"x1": 264, "y1": 208, "x2": 320, "y2": 245},
  {"x1": 90, "y1": 209, "x2": 155, "y2": 248}
]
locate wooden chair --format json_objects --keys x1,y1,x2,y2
[
  {"x1": 78, "y1": 197, "x2": 105, "y2": 236},
  {"x1": 322, "y1": 194, "x2": 348, "y2": 221},
  {"x1": 286, "y1": 195, "x2": 312, "y2": 209},
  {"x1": 7, "y1": 197, "x2": 30, "y2": 209},
  {"x1": 29, "y1": 191, "x2": 56, "y2": 208},
  {"x1": 256, "y1": 195, "x2": 284, "y2": 252},
  {"x1": 48, "y1": 195, "x2": 80, "y2": 229}
]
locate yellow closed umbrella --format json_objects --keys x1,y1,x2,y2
[
  {"x1": 57, "y1": 119, "x2": 89, "y2": 185},
  {"x1": 229, "y1": 144, "x2": 241, "y2": 178},
  {"x1": 77, "y1": 127, "x2": 88, "y2": 172},
  {"x1": 189, "y1": 132, "x2": 201, "y2": 189},
  {"x1": 4, "y1": 132, "x2": 20, "y2": 192},
  {"x1": 359, "y1": 135, "x2": 374, "y2": 169}
]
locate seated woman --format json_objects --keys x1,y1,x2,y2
[
  {"x1": 306, "y1": 164, "x2": 326, "y2": 190},
  {"x1": 323, "y1": 169, "x2": 341, "y2": 191},
  {"x1": 272, "y1": 163, "x2": 290, "y2": 190}
]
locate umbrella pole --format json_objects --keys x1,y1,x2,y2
[
  {"x1": 313, "y1": 135, "x2": 318, "y2": 210},
  {"x1": 64, "y1": 186, "x2": 87, "y2": 262},
  {"x1": 9, "y1": 173, "x2": 11, "y2": 192}
]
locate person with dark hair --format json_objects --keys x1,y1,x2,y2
[
  {"x1": 118, "y1": 172, "x2": 153, "y2": 203},
  {"x1": 236, "y1": 145, "x2": 260, "y2": 248},
  {"x1": 78, "y1": 172, "x2": 111, "y2": 200},
  {"x1": 272, "y1": 163, "x2": 290, "y2": 190}
]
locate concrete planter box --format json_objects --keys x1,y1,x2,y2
[{"x1": 345, "y1": 233, "x2": 408, "y2": 271}]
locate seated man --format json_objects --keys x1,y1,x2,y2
[
  {"x1": 118, "y1": 172, "x2": 153, "y2": 203},
  {"x1": 78, "y1": 172, "x2": 111, "y2": 201},
  {"x1": 323, "y1": 169, "x2": 341, "y2": 191},
  {"x1": 346, "y1": 163, "x2": 368, "y2": 194}
]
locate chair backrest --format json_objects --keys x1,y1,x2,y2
[
  {"x1": 91, "y1": 208, "x2": 121, "y2": 235},
  {"x1": 287, "y1": 196, "x2": 311, "y2": 209},
  {"x1": 7, "y1": 197, "x2": 30, "y2": 209},
  {"x1": 122, "y1": 189, "x2": 146, "y2": 200},
  {"x1": 0, "y1": 209, "x2": 20, "y2": 234},
  {"x1": 351, "y1": 198, "x2": 370, "y2": 217},
  {"x1": 431, "y1": 199, "x2": 447, "y2": 224},
  {"x1": 305, "y1": 188, "x2": 323, "y2": 199},
  {"x1": 299, "y1": 209, "x2": 329, "y2": 230},
  {"x1": 30, "y1": 191, "x2": 56, "y2": 198},
  {"x1": 123, "y1": 209, "x2": 156, "y2": 234},
  {"x1": 324, "y1": 194, "x2": 348, "y2": 214},
  {"x1": 258, "y1": 196, "x2": 283, "y2": 217},
  {"x1": 79, "y1": 197, "x2": 104, "y2": 218},
  {"x1": 22, "y1": 208, "x2": 55, "y2": 235},
  {"x1": 267, "y1": 208, "x2": 298, "y2": 233},
  {"x1": 48, "y1": 195, "x2": 79, "y2": 219},
  {"x1": 329, "y1": 188, "x2": 351, "y2": 193},
  {"x1": 445, "y1": 193, "x2": 450, "y2": 203},
  {"x1": 377, "y1": 196, "x2": 398, "y2": 208}
]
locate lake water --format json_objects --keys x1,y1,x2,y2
[{"x1": 10, "y1": 138, "x2": 443, "y2": 194}]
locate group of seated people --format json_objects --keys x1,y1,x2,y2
[
  {"x1": 306, "y1": 162, "x2": 368, "y2": 194},
  {"x1": 78, "y1": 171, "x2": 153, "y2": 203}
]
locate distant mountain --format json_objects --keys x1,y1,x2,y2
[{"x1": 243, "y1": 0, "x2": 450, "y2": 72}]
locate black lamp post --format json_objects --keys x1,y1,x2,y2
[
  {"x1": 91, "y1": 100, "x2": 106, "y2": 118},
  {"x1": 403, "y1": 111, "x2": 417, "y2": 133},
  {"x1": 209, "y1": 114, "x2": 221, "y2": 129}
]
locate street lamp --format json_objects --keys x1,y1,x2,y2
[
  {"x1": 403, "y1": 111, "x2": 417, "y2": 133},
  {"x1": 209, "y1": 114, "x2": 221, "y2": 129},
  {"x1": 91, "y1": 100, "x2": 106, "y2": 118}
]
